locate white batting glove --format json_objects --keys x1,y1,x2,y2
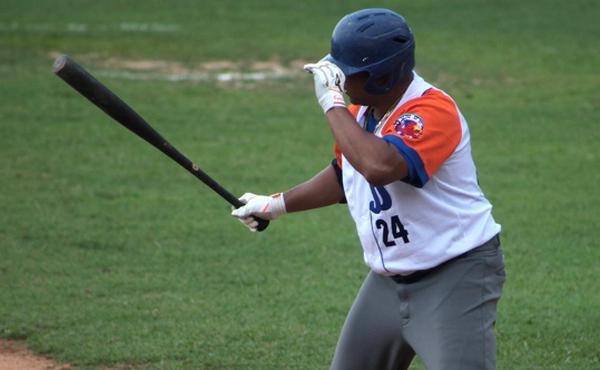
[
  {"x1": 231, "y1": 192, "x2": 287, "y2": 232},
  {"x1": 304, "y1": 60, "x2": 346, "y2": 114}
]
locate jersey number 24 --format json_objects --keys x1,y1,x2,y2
[{"x1": 369, "y1": 185, "x2": 410, "y2": 246}]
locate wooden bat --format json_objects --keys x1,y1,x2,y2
[{"x1": 53, "y1": 55, "x2": 269, "y2": 232}]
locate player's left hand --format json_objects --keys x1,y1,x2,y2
[
  {"x1": 231, "y1": 192, "x2": 287, "y2": 232},
  {"x1": 304, "y1": 60, "x2": 346, "y2": 114}
]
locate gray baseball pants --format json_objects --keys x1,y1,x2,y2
[{"x1": 330, "y1": 234, "x2": 505, "y2": 370}]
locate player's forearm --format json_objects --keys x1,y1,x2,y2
[
  {"x1": 283, "y1": 164, "x2": 344, "y2": 213},
  {"x1": 326, "y1": 108, "x2": 408, "y2": 186}
]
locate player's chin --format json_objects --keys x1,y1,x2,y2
[
  {"x1": 347, "y1": 95, "x2": 362, "y2": 105},
  {"x1": 347, "y1": 93, "x2": 370, "y2": 106}
]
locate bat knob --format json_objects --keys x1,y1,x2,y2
[
  {"x1": 53, "y1": 55, "x2": 69, "y2": 74},
  {"x1": 255, "y1": 217, "x2": 270, "y2": 232}
]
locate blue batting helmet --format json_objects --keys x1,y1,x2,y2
[{"x1": 325, "y1": 8, "x2": 415, "y2": 95}]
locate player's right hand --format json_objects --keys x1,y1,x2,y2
[
  {"x1": 231, "y1": 192, "x2": 287, "y2": 232},
  {"x1": 304, "y1": 60, "x2": 347, "y2": 114}
]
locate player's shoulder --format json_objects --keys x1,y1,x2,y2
[
  {"x1": 403, "y1": 88, "x2": 458, "y2": 114},
  {"x1": 396, "y1": 88, "x2": 461, "y2": 129}
]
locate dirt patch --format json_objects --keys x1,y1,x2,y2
[
  {"x1": 48, "y1": 52, "x2": 310, "y2": 84},
  {"x1": 0, "y1": 339, "x2": 71, "y2": 370}
]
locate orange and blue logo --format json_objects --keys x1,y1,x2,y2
[{"x1": 394, "y1": 113, "x2": 424, "y2": 140}]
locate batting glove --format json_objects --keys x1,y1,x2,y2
[
  {"x1": 231, "y1": 192, "x2": 287, "y2": 232},
  {"x1": 304, "y1": 60, "x2": 346, "y2": 114}
]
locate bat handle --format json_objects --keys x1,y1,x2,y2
[
  {"x1": 231, "y1": 198, "x2": 269, "y2": 232},
  {"x1": 231, "y1": 203, "x2": 269, "y2": 232},
  {"x1": 230, "y1": 196, "x2": 270, "y2": 232},
  {"x1": 254, "y1": 217, "x2": 270, "y2": 232}
]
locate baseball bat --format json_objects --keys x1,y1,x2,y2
[{"x1": 53, "y1": 54, "x2": 269, "y2": 232}]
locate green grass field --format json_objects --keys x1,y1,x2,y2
[{"x1": 1, "y1": 1, "x2": 599, "y2": 369}]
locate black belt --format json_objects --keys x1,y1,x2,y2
[{"x1": 389, "y1": 234, "x2": 500, "y2": 284}]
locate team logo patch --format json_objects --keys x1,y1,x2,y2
[{"x1": 394, "y1": 113, "x2": 424, "y2": 140}]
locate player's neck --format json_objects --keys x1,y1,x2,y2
[{"x1": 372, "y1": 74, "x2": 413, "y2": 121}]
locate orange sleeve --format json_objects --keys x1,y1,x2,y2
[
  {"x1": 333, "y1": 104, "x2": 362, "y2": 168},
  {"x1": 381, "y1": 90, "x2": 462, "y2": 185},
  {"x1": 347, "y1": 104, "x2": 361, "y2": 117},
  {"x1": 334, "y1": 143, "x2": 343, "y2": 168}
]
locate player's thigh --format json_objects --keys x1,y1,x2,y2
[
  {"x1": 330, "y1": 272, "x2": 415, "y2": 370},
  {"x1": 407, "y1": 240, "x2": 506, "y2": 370}
]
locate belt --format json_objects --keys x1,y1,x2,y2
[{"x1": 389, "y1": 234, "x2": 500, "y2": 284}]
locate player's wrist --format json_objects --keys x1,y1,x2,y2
[
  {"x1": 268, "y1": 192, "x2": 287, "y2": 218},
  {"x1": 318, "y1": 90, "x2": 346, "y2": 114}
]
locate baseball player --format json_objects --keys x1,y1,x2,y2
[{"x1": 232, "y1": 8, "x2": 506, "y2": 370}]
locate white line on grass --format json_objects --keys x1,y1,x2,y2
[
  {"x1": 47, "y1": 52, "x2": 308, "y2": 84},
  {"x1": 0, "y1": 22, "x2": 180, "y2": 33},
  {"x1": 96, "y1": 70, "x2": 299, "y2": 83},
  {"x1": 118, "y1": 22, "x2": 180, "y2": 32}
]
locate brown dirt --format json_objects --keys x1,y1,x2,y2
[
  {"x1": 47, "y1": 51, "x2": 309, "y2": 83},
  {"x1": 0, "y1": 339, "x2": 71, "y2": 370}
]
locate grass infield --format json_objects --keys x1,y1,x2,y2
[{"x1": 1, "y1": 1, "x2": 599, "y2": 369}]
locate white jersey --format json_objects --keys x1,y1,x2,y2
[{"x1": 335, "y1": 73, "x2": 500, "y2": 275}]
